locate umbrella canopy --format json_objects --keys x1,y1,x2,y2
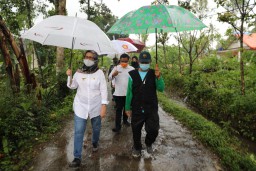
[
  {"x1": 111, "y1": 40, "x2": 138, "y2": 54},
  {"x1": 117, "y1": 38, "x2": 145, "y2": 52},
  {"x1": 108, "y1": 4, "x2": 207, "y2": 62},
  {"x1": 21, "y1": 15, "x2": 115, "y2": 55},
  {"x1": 108, "y1": 5, "x2": 206, "y2": 34}
]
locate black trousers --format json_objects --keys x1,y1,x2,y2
[
  {"x1": 131, "y1": 109, "x2": 159, "y2": 150},
  {"x1": 114, "y1": 96, "x2": 128, "y2": 130}
]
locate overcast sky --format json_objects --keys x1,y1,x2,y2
[
  {"x1": 37, "y1": 0, "x2": 228, "y2": 47},
  {"x1": 65, "y1": 0, "x2": 180, "y2": 46}
]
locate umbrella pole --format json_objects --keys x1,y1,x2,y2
[
  {"x1": 69, "y1": 37, "x2": 75, "y2": 69},
  {"x1": 155, "y1": 28, "x2": 158, "y2": 63},
  {"x1": 69, "y1": 49, "x2": 73, "y2": 69}
]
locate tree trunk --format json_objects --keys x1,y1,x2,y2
[
  {"x1": 14, "y1": 64, "x2": 20, "y2": 91},
  {"x1": 0, "y1": 16, "x2": 33, "y2": 87},
  {"x1": 0, "y1": 30, "x2": 19, "y2": 92},
  {"x1": 239, "y1": 30, "x2": 245, "y2": 95},
  {"x1": 19, "y1": 38, "x2": 37, "y2": 89},
  {"x1": 177, "y1": 35, "x2": 183, "y2": 74},
  {"x1": 32, "y1": 42, "x2": 45, "y2": 86},
  {"x1": 25, "y1": 0, "x2": 44, "y2": 85},
  {"x1": 163, "y1": 44, "x2": 167, "y2": 68},
  {"x1": 56, "y1": 0, "x2": 66, "y2": 75},
  {"x1": 25, "y1": 0, "x2": 33, "y2": 28},
  {"x1": 56, "y1": 47, "x2": 65, "y2": 74},
  {"x1": 189, "y1": 52, "x2": 193, "y2": 74}
]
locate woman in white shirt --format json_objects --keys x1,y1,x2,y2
[{"x1": 66, "y1": 50, "x2": 108, "y2": 167}]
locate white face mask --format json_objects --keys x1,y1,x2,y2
[{"x1": 84, "y1": 59, "x2": 94, "y2": 67}]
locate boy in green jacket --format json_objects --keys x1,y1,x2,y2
[{"x1": 125, "y1": 51, "x2": 164, "y2": 157}]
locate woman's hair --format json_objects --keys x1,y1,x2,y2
[
  {"x1": 80, "y1": 50, "x2": 99, "y2": 73},
  {"x1": 84, "y1": 50, "x2": 99, "y2": 61}
]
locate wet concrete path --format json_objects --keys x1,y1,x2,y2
[{"x1": 29, "y1": 89, "x2": 222, "y2": 171}]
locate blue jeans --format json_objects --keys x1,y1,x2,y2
[{"x1": 73, "y1": 115, "x2": 101, "y2": 159}]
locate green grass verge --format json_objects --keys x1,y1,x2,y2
[{"x1": 158, "y1": 92, "x2": 256, "y2": 171}]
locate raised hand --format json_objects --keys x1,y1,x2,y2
[
  {"x1": 155, "y1": 64, "x2": 160, "y2": 78},
  {"x1": 66, "y1": 69, "x2": 72, "y2": 76}
]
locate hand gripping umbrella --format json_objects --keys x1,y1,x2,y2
[
  {"x1": 21, "y1": 15, "x2": 116, "y2": 68},
  {"x1": 107, "y1": 4, "x2": 207, "y2": 63}
]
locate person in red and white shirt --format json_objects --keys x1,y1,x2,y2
[{"x1": 109, "y1": 53, "x2": 134, "y2": 132}]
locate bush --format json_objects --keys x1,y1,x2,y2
[
  {"x1": 0, "y1": 73, "x2": 73, "y2": 170},
  {"x1": 162, "y1": 56, "x2": 256, "y2": 143}
]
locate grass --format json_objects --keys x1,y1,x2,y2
[{"x1": 158, "y1": 92, "x2": 256, "y2": 171}]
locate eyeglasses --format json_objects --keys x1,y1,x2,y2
[{"x1": 140, "y1": 62, "x2": 150, "y2": 64}]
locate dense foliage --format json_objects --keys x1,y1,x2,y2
[
  {"x1": 0, "y1": 69, "x2": 74, "y2": 170},
  {"x1": 1, "y1": 0, "x2": 256, "y2": 170},
  {"x1": 161, "y1": 52, "x2": 256, "y2": 143}
]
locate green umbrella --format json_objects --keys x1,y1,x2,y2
[{"x1": 107, "y1": 4, "x2": 207, "y2": 62}]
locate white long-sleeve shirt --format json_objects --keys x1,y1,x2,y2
[
  {"x1": 108, "y1": 65, "x2": 134, "y2": 96},
  {"x1": 67, "y1": 69, "x2": 108, "y2": 119}
]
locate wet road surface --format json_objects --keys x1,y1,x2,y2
[{"x1": 29, "y1": 90, "x2": 222, "y2": 171}]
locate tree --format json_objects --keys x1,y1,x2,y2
[
  {"x1": 152, "y1": 0, "x2": 169, "y2": 5},
  {"x1": 80, "y1": 1, "x2": 121, "y2": 40},
  {"x1": 177, "y1": 0, "x2": 215, "y2": 74},
  {"x1": 0, "y1": 0, "x2": 48, "y2": 84},
  {"x1": 0, "y1": 0, "x2": 48, "y2": 34},
  {"x1": 151, "y1": 0, "x2": 169, "y2": 67},
  {"x1": 55, "y1": 0, "x2": 66, "y2": 74},
  {"x1": 214, "y1": 0, "x2": 256, "y2": 95},
  {"x1": 137, "y1": 34, "x2": 149, "y2": 46},
  {"x1": 0, "y1": 30, "x2": 19, "y2": 92},
  {"x1": 158, "y1": 32, "x2": 169, "y2": 68},
  {"x1": 141, "y1": 34, "x2": 149, "y2": 45},
  {"x1": 0, "y1": 16, "x2": 36, "y2": 90}
]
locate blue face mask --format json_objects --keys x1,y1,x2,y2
[{"x1": 140, "y1": 64, "x2": 150, "y2": 71}]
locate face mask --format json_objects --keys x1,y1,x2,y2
[
  {"x1": 84, "y1": 59, "x2": 94, "y2": 67},
  {"x1": 120, "y1": 63, "x2": 128, "y2": 68},
  {"x1": 140, "y1": 64, "x2": 150, "y2": 71}
]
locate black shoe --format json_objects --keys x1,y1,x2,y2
[
  {"x1": 132, "y1": 146, "x2": 141, "y2": 158},
  {"x1": 69, "y1": 158, "x2": 81, "y2": 167},
  {"x1": 146, "y1": 145, "x2": 153, "y2": 154},
  {"x1": 123, "y1": 122, "x2": 131, "y2": 127},
  {"x1": 112, "y1": 128, "x2": 120, "y2": 133},
  {"x1": 92, "y1": 143, "x2": 98, "y2": 152}
]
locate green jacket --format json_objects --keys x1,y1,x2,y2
[{"x1": 125, "y1": 75, "x2": 164, "y2": 111}]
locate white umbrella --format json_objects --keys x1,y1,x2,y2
[
  {"x1": 111, "y1": 40, "x2": 138, "y2": 54},
  {"x1": 21, "y1": 15, "x2": 116, "y2": 66},
  {"x1": 105, "y1": 40, "x2": 138, "y2": 59}
]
